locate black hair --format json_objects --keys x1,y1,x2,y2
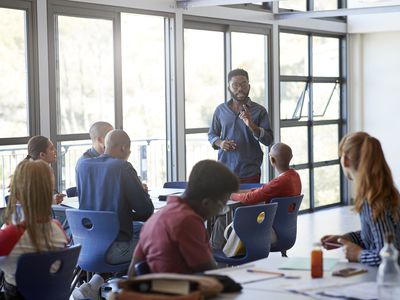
[
  {"x1": 228, "y1": 68, "x2": 249, "y2": 82},
  {"x1": 185, "y1": 160, "x2": 239, "y2": 202},
  {"x1": 27, "y1": 136, "x2": 50, "y2": 160}
]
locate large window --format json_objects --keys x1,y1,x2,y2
[
  {"x1": 279, "y1": 31, "x2": 345, "y2": 210},
  {"x1": 0, "y1": 1, "x2": 37, "y2": 205},
  {"x1": 49, "y1": 3, "x2": 170, "y2": 191},
  {"x1": 184, "y1": 22, "x2": 271, "y2": 180}
]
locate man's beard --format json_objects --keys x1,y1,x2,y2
[{"x1": 229, "y1": 88, "x2": 249, "y2": 103}]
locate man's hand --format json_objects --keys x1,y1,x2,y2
[
  {"x1": 239, "y1": 105, "x2": 254, "y2": 128},
  {"x1": 220, "y1": 140, "x2": 237, "y2": 151}
]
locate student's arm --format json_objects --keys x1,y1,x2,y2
[
  {"x1": 176, "y1": 217, "x2": 217, "y2": 273},
  {"x1": 230, "y1": 177, "x2": 282, "y2": 205},
  {"x1": 0, "y1": 225, "x2": 24, "y2": 256},
  {"x1": 122, "y1": 162, "x2": 154, "y2": 222}
]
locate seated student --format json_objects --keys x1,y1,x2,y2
[
  {"x1": 128, "y1": 160, "x2": 239, "y2": 276},
  {"x1": 78, "y1": 121, "x2": 113, "y2": 160},
  {"x1": 210, "y1": 142, "x2": 302, "y2": 250},
  {"x1": 74, "y1": 129, "x2": 154, "y2": 300},
  {"x1": 26, "y1": 135, "x2": 64, "y2": 204},
  {"x1": 0, "y1": 160, "x2": 69, "y2": 300},
  {"x1": 321, "y1": 132, "x2": 400, "y2": 266}
]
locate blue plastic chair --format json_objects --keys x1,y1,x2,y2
[
  {"x1": 66, "y1": 186, "x2": 78, "y2": 197},
  {"x1": 163, "y1": 181, "x2": 187, "y2": 189},
  {"x1": 16, "y1": 244, "x2": 81, "y2": 300},
  {"x1": 65, "y1": 209, "x2": 130, "y2": 273},
  {"x1": 213, "y1": 203, "x2": 278, "y2": 266},
  {"x1": 239, "y1": 183, "x2": 263, "y2": 190},
  {"x1": 270, "y1": 195, "x2": 304, "y2": 256}
]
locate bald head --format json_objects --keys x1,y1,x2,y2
[
  {"x1": 104, "y1": 129, "x2": 131, "y2": 160},
  {"x1": 269, "y1": 143, "x2": 293, "y2": 171},
  {"x1": 89, "y1": 121, "x2": 113, "y2": 155}
]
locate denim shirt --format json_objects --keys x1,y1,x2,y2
[{"x1": 208, "y1": 98, "x2": 273, "y2": 178}]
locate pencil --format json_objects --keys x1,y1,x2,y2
[{"x1": 247, "y1": 269, "x2": 284, "y2": 276}]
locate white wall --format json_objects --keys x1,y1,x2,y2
[{"x1": 349, "y1": 31, "x2": 400, "y2": 187}]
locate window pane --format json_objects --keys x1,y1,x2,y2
[
  {"x1": 121, "y1": 13, "x2": 166, "y2": 188},
  {"x1": 58, "y1": 140, "x2": 91, "y2": 191},
  {"x1": 232, "y1": 32, "x2": 267, "y2": 106},
  {"x1": 312, "y1": 36, "x2": 339, "y2": 77},
  {"x1": 313, "y1": 82, "x2": 340, "y2": 120},
  {"x1": 313, "y1": 125, "x2": 339, "y2": 162},
  {"x1": 298, "y1": 168, "x2": 310, "y2": 210},
  {"x1": 0, "y1": 145, "x2": 27, "y2": 205},
  {"x1": 0, "y1": 8, "x2": 29, "y2": 138},
  {"x1": 184, "y1": 29, "x2": 224, "y2": 129},
  {"x1": 314, "y1": 165, "x2": 340, "y2": 207},
  {"x1": 280, "y1": 126, "x2": 308, "y2": 165},
  {"x1": 280, "y1": 33, "x2": 308, "y2": 76},
  {"x1": 280, "y1": 81, "x2": 309, "y2": 121},
  {"x1": 314, "y1": 0, "x2": 337, "y2": 11},
  {"x1": 186, "y1": 133, "x2": 218, "y2": 178},
  {"x1": 57, "y1": 16, "x2": 114, "y2": 134},
  {"x1": 279, "y1": 0, "x2": 306, "y2": 11}
]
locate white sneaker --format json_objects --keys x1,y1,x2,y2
[{"x1": 72, "y1": 282, "x2": 99, "y2": 300}]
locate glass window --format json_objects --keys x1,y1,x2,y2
[
  {"x1": 298, "y1": 168, "x2": 310, "y2": 210},
  {"x1": 313, "y1": 82, "x2": 340, "y2": 120},
  {"x1": 0, "y1": 8, "x2": 29, "y2": 138},
  {"x1": 121, "y1": 13, "x2": 167, "y2": 188},
  {"x1": 184, "y1": 29, "x2": 224, "y2": 129},
  {"x1": 313, "y1": 36, "x2": 339, "y2": 77},
  {"x1": 185, "y1": 133, "x2": 217, "y2": 177},
  {"x1": 280, "y1": 126, "x2": 308, "y2": 165},
  {"x1": 280, "y1": 81, "x2": 309, "y2": 121},
  {"x1": 314, "y1": 0, "x2": 338, "y2": 11},
  {"x1": 0, "y1": 145, "x2": 27, "y2": 205},
  {"x1": 231, "y1": 32, "x2": 267, "y2": 106},
  {"x1": 314, "y1": 165, "x2": 341, "y2": 207},
  {"x1": 280, "y1": 33, "x2": 308, "y2": 76},
  {"x1": 313, "y1": 124, "x2": 339, "y2": 162},
  {"x1": 57, "y1": 15, "x2": 114, "y2": 134},
  {"x1": 279, "y1": 0, "x2": 307, "y2": 11}
]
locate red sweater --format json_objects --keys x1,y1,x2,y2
[{"x1": 231, "y1": 169, "x2": 302, "y2": 205}]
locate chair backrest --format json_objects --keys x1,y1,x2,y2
[
  {"x1": 66, "y1": 186, "x2": 78, "y2": 198},
  {"x1": 270, "y1": 195, "x2": 304, "y2": 252},
  {"x1": 65, "y1": 209, "x2": 129, "y2": 273},
  {"x1": 239, "y1": 183, "x2": 263, "y2": 190},
  {"x1": 16, "y1": 244, "x2": 81, "y2": 300},
  {"x1": 234, "y1": 203, "x2": 278, "y2": 262},
  {"x1": 163, "y1": 181, "x2": 187, "y2": 189}
]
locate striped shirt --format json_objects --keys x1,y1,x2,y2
[{"x1": 347, "y1": 201, "x2": 400, "y2": 266}]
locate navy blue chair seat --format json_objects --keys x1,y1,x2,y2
[
  {"x1": 16, "y1": 244, "x2": 81, "y2": 300},
  {"x1": 239, "y1": 183, "x2": 263, "y2": 190},
  {"x1": 66, "y1": 186, "x2": 78, "y2": 198},
  {"x1": 213, "y1": 203, "x2": 278, "y2": 266},
  {"x1": 270, "y1": 195, "x2": 304, "y2": 256},
  {"x1": 163, "y1": 181, "x2": 187, "y2": 189}
]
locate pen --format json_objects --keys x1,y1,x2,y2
[{"x1": 246, "y1": 269, "x2": 284, "y2": 276}]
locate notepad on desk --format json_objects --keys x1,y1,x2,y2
[{"x1": 279, "y1": 257, "x2": 338, "y2": 271}]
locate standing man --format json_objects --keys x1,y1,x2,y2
[{"x1": 208, "y1": 68, "x2": 273, "y2": 183}]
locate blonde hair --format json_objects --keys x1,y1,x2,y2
[
  {"x1": 5, "y1": 160, "x2": 56, "y2": 251},
  {"x1": 339, "y1": 131, "x2": 400, "y2": 222}
]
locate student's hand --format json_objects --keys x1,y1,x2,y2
[
  {"x1": 220, "y1": 140, "x2": 237, "y2": 151},
  {"x1": 338, "y1": 238, "x2": 362, "y2": 262},
  {"x1": 142, "y1": 183, "x2": 148, "y2": 193},
  {"x1": 54, "y1": 193, "x2": 66, "y2": 204},
  {"x1": 321, "y1": 234, "x2": 343, "y2": 250}
]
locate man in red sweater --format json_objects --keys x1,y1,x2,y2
[{"x1": 210, "y1": 142, "x2": 302, "y2": 250}]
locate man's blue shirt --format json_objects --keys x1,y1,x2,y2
[
  {"x1": 76, "y1": 154, "x2": 154, "y2": 241},
  {"x1": 208, "y1": 98, "x2": 273, "y2": 178}
]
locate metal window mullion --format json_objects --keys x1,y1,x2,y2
[
  {"x1": 340, "y1": 35, "x2": 348, "y2": 204},
  {"x1": 225, "y1": 28, "x2": 232, "y2": 102},
  {"x1": 308, "y1": 33, "x2": 315, "y2": 211},
  {"x1": 114, "y1": 13, "x2": 123, "y2": 130}
]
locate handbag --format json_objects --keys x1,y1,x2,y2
[{"x1": 222, "y1": 222, "x2": 246, "y2": 257}]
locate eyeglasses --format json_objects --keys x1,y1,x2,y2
[{"x1": 230, "y1": 81, "x2": 249, "y2": 90}]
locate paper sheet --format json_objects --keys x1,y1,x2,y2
[{"x1": 279, "y1": 257, "x2": 338, "y2": 271}]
